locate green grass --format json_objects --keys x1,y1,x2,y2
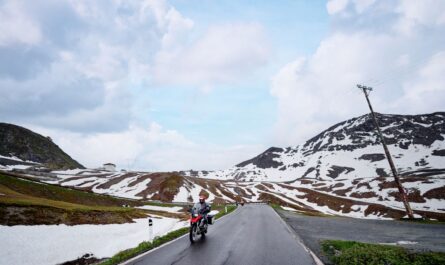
[
  {"x1": 99, "y1": 227, "x2": 189, "y2": 265},
  {"x1": 213, "y1": 204, "x2": 237, "y2": 219},
  {"x1": 98, "y1": 204, "x2": 238, "y2": 265},
  {"x1": 0, "y1": 174, "x2": 147, "y2": 225},
  {"x1": 321, "y1": 240, "x2": 445, "y2": 265},
  {"x1": 0, "y1": 173, "x2": 139, "y2": 210},
  {"x1": 141, "y1": 201, "x2": 187, "y2": 208},
  {"x1": 269, "y1": 203, "x2": 283, "y2": 210}
]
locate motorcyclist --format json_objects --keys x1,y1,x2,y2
[{"x1": 193, "y1": 195, "x2": 211, "y2": 226}]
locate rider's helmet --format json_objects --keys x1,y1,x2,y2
[{"x1": 199, "y1": 195, "x2": 206, "y2": 203}]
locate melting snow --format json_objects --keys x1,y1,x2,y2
[
  {"x1": 0, "y1": 217, "x2": 188, "y2": 265},
  {"x1": 136, "y1": 205, "x2": 183, "y2": 213}
]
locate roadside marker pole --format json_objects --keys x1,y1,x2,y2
[
  {"x1": 225, "y1": 205, "x2": 227, "y2": 213},
  {"x1": 148, "y1": 218, "x2": 153, "y2": 241}
]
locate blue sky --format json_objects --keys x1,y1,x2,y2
[
  {"x1": 138, "y1": 0, "x2": 329, "y2": 146},
  {"x1": 1, "y1": 0, "x2": 444, "y2": 170}
]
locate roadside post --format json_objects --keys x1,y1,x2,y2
[
  {"x1": 225, "y1": 204, "x2": 227, "y2": 213},
  {"x1": 148, "y1": 218, "x2": 153, "y2": 241}
]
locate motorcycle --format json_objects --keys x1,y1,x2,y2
[{"x1": 189, "y1": 208, "x2": 214, "y2": 243}]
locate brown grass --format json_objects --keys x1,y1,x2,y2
[{"x1": 423, "y1": 186, "x2": 445, "y2": 199}]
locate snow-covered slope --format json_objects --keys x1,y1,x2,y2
[
  {"x1": 2, "y1": 112, "x2": 444, "y2": 220},
  {"x1": 180, "y1": 112, "x2": 445, "y2": 219},
  {"x1": 23, "y1": 167, "x2": 444, "y2": 221},
  {"x1": 199, "y1": 112, "x2": 445, "y2": 182}
]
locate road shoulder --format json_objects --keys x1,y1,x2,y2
[
  {"x1": 272, "y1": 207, "x2": 324, "y2": 265},
  {"x1": 277, "y1": 208, "x2": 445, "y2": 265}
]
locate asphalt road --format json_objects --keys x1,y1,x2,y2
[
  {"x1": 126, "y1": 204, "x2": 316, "y2": 265},
  {"x1": 278, "y1": 210, "x2": 445, "y2": 264}
]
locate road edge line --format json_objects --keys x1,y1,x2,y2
[
  {"x1": 120, "y1": 206, "x2": 239, "y2": 265},
  {"x1": 271, "y1": 207, "x2": 324, "y2": 265}
]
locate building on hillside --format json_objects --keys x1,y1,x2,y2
[{"x1": 103, "y1": 163, "x2": 116, "y2": 172}]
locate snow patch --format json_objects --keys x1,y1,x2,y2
[{"x1": 0, "y1": 217, "x2": 188, "y2": 265}]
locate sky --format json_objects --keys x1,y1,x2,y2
[{"x1": 1, "y1": 0, "x2": 444, "y2": 171}]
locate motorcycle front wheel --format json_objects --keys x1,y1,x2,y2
[{"x1": 189, "y1": 223, "x2": 198, "y2": 243}]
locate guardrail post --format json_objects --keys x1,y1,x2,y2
[{"x1": 148, "y1": 218, "x2": 153, "y2": 241}]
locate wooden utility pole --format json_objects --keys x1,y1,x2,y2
[{"x1": 357, "y1": 84, "x2": 414, "y2": 219}]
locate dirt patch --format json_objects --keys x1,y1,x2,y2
[
  {"x1": 378, "y1": 181, "x2": 398, "y2": 190},
  {"x1": 262, "y1": 182, "x2": 274, "y2": 189},
  {"x1": 356, "y1": 182, "x2": 372, "y2": 190},
  {"x1": 423, "y1": 186, "x2": 445, "y2": 199},
  {"x1": 96, "y1": 173, "x2": 138, "y2": 189},
  {"x1": 233, "y1": 187, "x2": 252, "y2": 199},
  {"x1": 191, "y1": 178, "x2": 224, "y2": 197},
  {"x1": 143, "y1": 174, "x2": 184, "y2": 201},
  {"x1": 314, "y1": 187, "x2": 332, "y2": 192},
  {"x1": 258, "y1": 193, "x2": 318, "y2": 214},
  {"x1": 350, "y1": 191, "x2": 378, "y2": 199},
  {"x1": 300, "y1": 179, "x2": 313, "y2": 185},
  {"x1": 59, "y1": 176, "x2": 91, "y2": 184},
  {"x1": 254, "y1": 184, "x2": 269, "y2": 191},
  {"x1": 388, "y1": 188, "x2": 426, "y2": 203},
  {"x1": 332, "y1": 187, "x2": 353, "y2": 196},
  {"x1": 76, "y1": 180, "x2": 97, "y2": 187},
  {"x1": 128, "y1": 174, "x2": 152, "y2": 187},
  {"x1": 331, "y1": 183, "x2": 345, "y2": 189},
  {"x1": 364, "y1": 204, "x2": 405, "y2": 219},
  {"x1": 214, "y1": 183, "x2": 240, "y2": 202}
]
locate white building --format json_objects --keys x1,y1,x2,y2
[{"x1": 103, "y1": 163, "x2": 116, "y2": 172}]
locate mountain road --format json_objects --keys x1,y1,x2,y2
[{"x1": 124, "y1": 204, "x2": 316, "y2": 265}]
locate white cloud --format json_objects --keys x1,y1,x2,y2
[
  {"x1": 1, "y1": 0, "x2": 270, "y2": 170},
  {"x1": 394, "y1": 51, "x2": 445, "y2": 112},
  {"x1": 352, "y1": 0, "x2": 376, "y2": 14},
  {"x1": 29, "y1": 123, "x2": 263, "y2": 171},
  {"x1": 271, "y1": 0, "x2": 445, "y2": 146},
  {"x1": 0, "y1": 1, "x2": 42, "y2": 46},
  {"x1": 153, "y1": 22, "x2": 270, "y2": 90},
  {"x1": 327, "y1": 0, "x2": 349, "y2": 15},
  {"x1": 0, "y1": 0, "x2": 195, "y2": 132},
  {"x1": 396, "y1": 0, "x2": 445, "y2": 26}
]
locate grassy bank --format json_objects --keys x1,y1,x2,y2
[
  {"x1": 98, "y1": 204, "x2": 237, "y2": 265},
  {"x1": 322, "y1": 240, "x2": 445, "y2": 265},
  {"x1": 0, "y1": 174, "x2": 146, "y2": 225}
]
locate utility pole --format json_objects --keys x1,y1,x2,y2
[{"x1": 357, "y1": 84, "x2": 414, "y2": 219}]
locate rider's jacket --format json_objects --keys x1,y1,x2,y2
[{"x1": 193, "y1": 201, "x2": 211, "y2": 215}]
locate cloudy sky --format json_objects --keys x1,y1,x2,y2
[{"x1": 1, "y1": 0, "x2": 444, "y2": 171}]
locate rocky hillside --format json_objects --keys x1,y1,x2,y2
[{"x1": 0, "y1": 123, "x2": 84, "y2": 169}]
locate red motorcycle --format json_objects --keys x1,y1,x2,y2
[{"x1": 189, "y1": 209, "x2": 214, "y2": 243}]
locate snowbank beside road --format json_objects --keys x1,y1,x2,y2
[
  {"x1": 136, "y1": 205, "x2": 183, "y2": 213},
  {"x1": 0, "y1": 217, "x2": 188, "y2": 265}
]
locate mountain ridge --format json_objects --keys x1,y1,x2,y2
[{"x1": 0, "y1": 123, "x2": 84, "y2": 170}]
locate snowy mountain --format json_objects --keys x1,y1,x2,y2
[
  {"x1": 198, "y1": 112, "x2": 445, "y2": 182},
  {"x1": 2, "y1": 112, "x2": 444, "y2": 220}
]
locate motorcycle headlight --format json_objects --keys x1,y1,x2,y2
[{"x1": 192, "y1": 213, "x2": 198, "y2": 217}]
